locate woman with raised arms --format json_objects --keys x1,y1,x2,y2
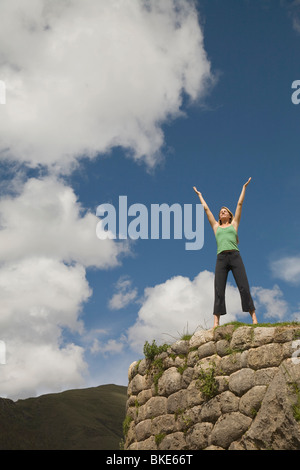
[{"x1": 193, "y1": 178, "x2": 257, "y2": 328}]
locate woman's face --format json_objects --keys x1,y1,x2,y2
[{"x1": 219, "y1": 208, "x2": 231, "y2": 223}]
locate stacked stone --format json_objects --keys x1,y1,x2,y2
[{"x1": 125, "y1": 324, "x2": 300, "y2": 450}]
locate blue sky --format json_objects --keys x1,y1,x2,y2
[{"x1": 0, "y1": 0, "x2": 300, "y2": 399}]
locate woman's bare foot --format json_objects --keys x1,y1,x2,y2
[
  {"x1": 213, "y1": 315, "x2": 220, "y2": 328},
  {"x1": 250, "y1": 310, "x2": 258, "y2": 324}
]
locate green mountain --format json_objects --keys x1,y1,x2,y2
[{"x1": 0, "y1": 384, "x2": 127, "y2": 450}]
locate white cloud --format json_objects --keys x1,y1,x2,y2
[
  {"x1": 0, "y1": 176, "x2": 130, "y2": 399},
  {"x1": 0, "y1": 257, "x2": 90, "y2": 333},
  {"x1": 0, "y1": 176, "x2": 129, "y2": 268},
  {"x1": 108, "y1": 276, "x2": 138, "y2": 310},
  {"x1": 252, "y1": 285, "x2": 289, "y2": 320},
  {"x1": 270, "y1": 256, "x2": 300, "y2": 285},
  {"x1": 0, "y1": 0, "x2": 213, "y2": 172},
  {"x1": 0, "y1": 257, "x2": 90, "y2": 399},
  {"x1": 126, "y1": 271, "x2": 244, "y2": 353},
  {"x1": 90, "y1": 338, "x2": 125, "y2": 356}
]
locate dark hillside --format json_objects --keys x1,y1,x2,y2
[{"x1": 0, "y1": 384, "x2": 127, "y2": 450}]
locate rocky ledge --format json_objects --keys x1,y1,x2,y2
[{"x1": 124, "y1": 323, "x2": 300, "y2": 450}]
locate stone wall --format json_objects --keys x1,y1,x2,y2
[{"x1": 124, "y1": 324, "x2": 300, "y2": 450}]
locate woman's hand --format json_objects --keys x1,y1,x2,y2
[
  {"x1": 193, "y1": 186, "x2": 201, "y2": 196},
  {"x1": 244, "y1": 177, "x2": 251, "y2": 188}
]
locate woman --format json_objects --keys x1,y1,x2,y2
[{"x1": 193, "y1": 177, "x2": 257, "y2": 328}]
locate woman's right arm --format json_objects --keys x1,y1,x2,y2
[{"x1": 193, "y1": 186, "x2": 218, "y2": 233}]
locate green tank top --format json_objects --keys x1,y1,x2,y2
[{"x1": 215, "y1": 225, "x2": 239, "y2": 254}]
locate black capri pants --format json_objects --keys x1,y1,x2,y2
[{"x1": 213, "y1": 250, "x2": 255, "y2": 316}]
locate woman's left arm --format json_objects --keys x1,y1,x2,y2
[{"x1": 233, "y1": 177, "x2": 251, "y2": 229}]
